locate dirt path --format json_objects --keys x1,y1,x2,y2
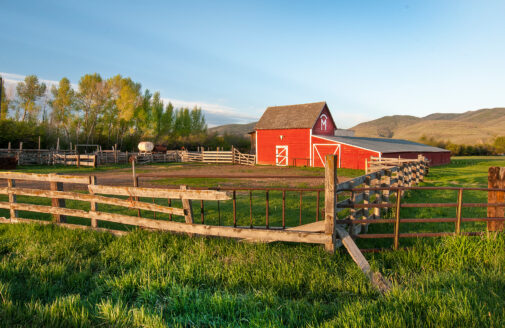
[{"x1": 1, "y1": 164, "x2": 351, "y2": 190}]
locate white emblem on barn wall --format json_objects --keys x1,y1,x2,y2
[{"x1": 320, "y1": 114, "x2": 328, "y2": 131}]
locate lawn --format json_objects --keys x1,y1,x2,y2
[{"x1": 0, "y1": 157, "x2": 504, "y2": 327}]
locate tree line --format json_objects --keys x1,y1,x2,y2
[
  {"x1": 0, "y1": 74, "x2": 222, "y2": 151},
  {"x1": 419, "y1": 135, "x2": 505, "y2": 156}
]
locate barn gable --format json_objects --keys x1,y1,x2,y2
[
  {"x1": 255, "y1": 101, "x2": 336, "y2": 132},
  {"x1": 312, "y1": 105, "x2": 336, "y2": 136}
]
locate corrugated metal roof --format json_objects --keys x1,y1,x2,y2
[
  {"x1": 315, "y1": 136, "x2": 450, "y2": 153},
  {"x1": 255, "y1": 101, "x2": 327, "y2": 129}
]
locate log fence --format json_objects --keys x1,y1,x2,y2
[{"x1": 0, "y1": 158, "x2": 503, "y2": 292}]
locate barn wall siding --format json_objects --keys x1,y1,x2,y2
[
  {"x1": 311, "y1": 136, "x2": 379, "y2": 170},
  {"x1": 256, "y1": 129, "x2": 311, "y2": 166}
]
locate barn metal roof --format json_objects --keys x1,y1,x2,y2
[
  {"x1": 255, "y1": 101, "x2": 327, "y2": 129},
  {"x1": 315, "y1": 136, "x2": 450, "y2": 154}
]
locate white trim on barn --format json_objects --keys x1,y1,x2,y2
[
  {"x1": 255, "y1": 131, "x2": 258, "y2": 164},
  {"x1": 275, "y1": 145, "x2": 288, "y2": 166},
  {"x1": 312, "y1": 135, "x2": 382, "y2": 156},
  {"x1": 309, "y1": 129, "x2": 312, "y2": 167},
  {"x1": 312, "y1": 143, "x2": 341, "y2": 168}
]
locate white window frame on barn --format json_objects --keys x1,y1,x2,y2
[{"x1": 275, "y1": 145, "x2": 288, "y2": 166}]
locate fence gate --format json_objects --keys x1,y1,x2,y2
[{"x1": 275, "y1": 146, "x2": 288, "y2": 166}]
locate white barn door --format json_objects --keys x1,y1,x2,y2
[
  {"x1": 312, "y1": 144, "x2": 340, "y2": 167},
  {"x1": 275, "y1": 145, "x2": 288, "y2": 166}
]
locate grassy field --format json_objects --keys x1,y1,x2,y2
[{"x1": 0, "y1": 157, "x2": 504, "y2": 326}]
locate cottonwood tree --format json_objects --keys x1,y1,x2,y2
[
  {"x1": 77, "y1": 73, "x2": 109, "y2": 144},
  {"x1": 50, "y1": 77, "x2": 76, "y2": 143},
  {"x1": 0, "y1": 76, "x2": 9, "y2": 119},
  {"x1": 15, "y1": 75, "x2": 47, "y2": 121},
  {"x1": 190, "y1": 107, "x2": 206, "y2": 133},
  {"x1": 107, "y1": 75, "x2": 142, "y2": 146}
]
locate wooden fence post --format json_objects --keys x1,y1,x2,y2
[
  {"x1": 363, "y1": 175, "x2": 371, "y2": 222},
  {"x1": 456, "y1": 188, "x2": 463, "y2": 234},
  {"x1": 180, "y1": 185, "x2": 194, "y2": 224},
  {"x1": 7, "y1": 179, "x2": 17, "y2": 219},
  {"x1": 373, "y1": 173, "x2": 381, "y2": 219},
  {"x1": 231, "y1": 145, "x2": 235, "y2": 165},
  {"x1": 89, "y1": 176, "x2": 98, "y2": 227},
  {"x1": 38, "y1": 136, "x2": 41, "y2": 165},
  {"x1": 50, "y1": 174, "x2": 66, "y2": 223},
  {"x1": 324, "y1": 154, "x2": 337, "y2": 252},
  {"x1": 394, "y1": 189, "x2": 402, "y2": 250},
  {"x1": 18, "y1": 142, "x2": 23, "y2": 165},
  {"x1": 383, "y1": 169, "x2": 392, "y2": 214},
  {"x1": 488, "y1": 167, "x2": 505, "y2": 231}
]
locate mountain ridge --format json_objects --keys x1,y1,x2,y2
[
  {"x1": 351, "y1": 107, "x2": 505, "y2": 144},
  {"x1": 208, "y1": 107, "x2": 505, "y2": 145}
]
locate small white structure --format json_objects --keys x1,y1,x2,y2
[{"x1": 138, "y1": 141, "x2": 154, "y2": 153}]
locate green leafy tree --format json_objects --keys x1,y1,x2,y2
[
  {"x1": 50, "y1": 77, "x2": 76, "y2": 143},
  {"x1": 15, "y1": 75, "x2": 46, "y2": 121},
  {"x1": 494, "y1": 136, "x2": 505, "y2": 154},
  {"x1": 77, "y1": 73, "x2": 109, "y2": 144},
  {"x1": 135, "y1": 89, "x2": 152, "y2": 137},
  {"x1": 160, "y1": 102, "x2": 174, "y2": 140},
  {"x1": 149, "y1": 92, "x2": 165, "y2": 141},
  {"x1": 0, "y1": 76, "x2": 9, "y2": 120},
  {"x1": 106, "y1": 75, "x2": 142, "y2": 146},
  {"x1": 190, "y1": 106, "x2": 207, "y2": 133}
]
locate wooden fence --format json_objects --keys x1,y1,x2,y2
[
  {"x1": 179, "y1": 147, "x2": 255, "y2": 165},
  {"x1": 53, "y1": 154, "x2": 97, "y2": 167},
  {"x1": 0, "y1": 171, "x2": 328, "y2": 244},
  {"x1": 338, "y1": 155, "x2": 429, "y2": 235},
  {"x1": 366, "y1": 155, "x2": 428, "y2": 174},
  {"x1": 0, "y1": 147, "x2": 254, "y2": 167},
  {"x1": 1, "y1": 156, "x2": 501, "y2": 292}
]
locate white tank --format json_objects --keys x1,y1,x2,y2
[{"x1": 138, "y1": 141, "x2": 154, "y2": 152}]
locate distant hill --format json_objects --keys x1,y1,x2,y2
[
  {"x1": 351, "y1": 107, "x2": 505, "y2": 145},
  {"x1": 208, "y1": 122, "x2": 257, "y2": 137}
]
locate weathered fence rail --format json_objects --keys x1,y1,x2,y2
[
  {"x1": 0, "y1": 171, "x2": 328, "y2": 244},
  {"x1": 179, "y1": 147, "x2": 255, "y2": 165},
  {"x1": 1, "y1": 157, "x2": 501, "y2": 292}
]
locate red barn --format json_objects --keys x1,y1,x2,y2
[{"x1": 253, "y1": 102, "x2": 450, "y2": 169}]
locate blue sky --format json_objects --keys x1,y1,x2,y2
[{"x1": 2, "y1": 0, "x2": 505, "y2": 127}]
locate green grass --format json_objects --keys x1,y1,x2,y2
[{"x1": 0, "y1": 157, "x2": 505, "y2": 326}]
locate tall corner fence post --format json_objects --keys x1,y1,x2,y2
[
  {"x1": 180, "y1": 185, "x2": 194, "y2": 224},
  {"x1": 488, "y1": 167, "x2": 505, "y2": 232},
  {"x1": 89, "y1": 176, "x2": 98, "y2": 227},
  {"x1": 455, "y1": 188, "x2": 463, "y2": 234},
  {"x1": 49, "y1": 174, "x2": 66, "y2": 223},
  {"x1": 7, "y1": 178, "x2": 17, "y2": 219},
  {"x1": 324, "y1": 154, "x2": 338, "y2": 252},
  {"x1": 394, "y1": 187, "x2": 402, "y2": 250}
]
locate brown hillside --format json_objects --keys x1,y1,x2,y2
[
  {"x1": 351, "y1": 107, "x2": 505, "y2": 144},
  {"x1": 208, "y1": 122, "x2": 257, "y2": 137}
]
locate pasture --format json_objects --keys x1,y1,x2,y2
[{"x1": 0, "y1": 157, "x2": 504, "y2": 327}]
